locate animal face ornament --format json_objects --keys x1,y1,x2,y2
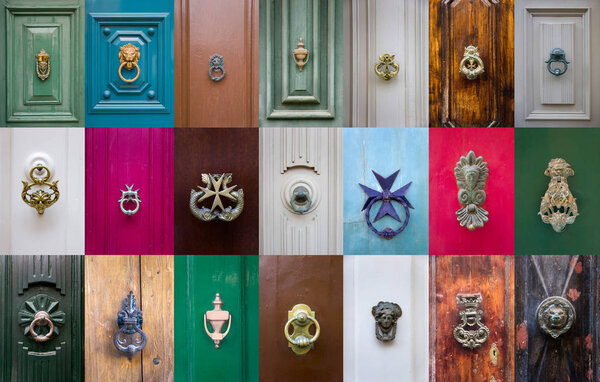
[
  {"x1": 190, "y1": 173, "x2": 244, "y2": 222},
  {"x1": 536, "y1": 296, "x2": 575, "y2": 339},
  {"x1": 118, "y1": 43, "x2": 141, "y2": 83},
  {"x1": 455, "y1": 151, "x2": 489, "y2": 230},
  {"x1": 372, "y1": 301, "x2": 402, "y2": 342},
  {"x1": 539, "y1": 158, "x2": 578, "y2": 233},
  {"x1": 22, "y1": 165, "x2": 60, "y2": 215}
]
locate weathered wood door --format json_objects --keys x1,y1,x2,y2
[
  {"x1": 259, "y1": 256, "x2": 343, "y2": 381},
  {"x1": 174, "y1": 255, "x2": 258, "y2": 381},
  {"x1": 515, "y1": 255, "x2": 599, "y2": 381},
  {"x1": 0, "y1": 255, "x2": 83, "y2": 381},
  {"x1": 430, "y1": 255, "x2": 514, "y2": 382},
  {"x1": 429, "y1": 0, "x2": 514, "y2": 127},
  {"x1": 344, "y1": 256, "x2": 428, "y2": 382}
]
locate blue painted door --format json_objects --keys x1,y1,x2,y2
[{"x1": 85, "y1": 0, "x2": 174, "y2": 127}]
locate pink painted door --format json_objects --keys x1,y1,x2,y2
[{"x1": 85, "y1": 128, "x2": 174, "y2": 254}]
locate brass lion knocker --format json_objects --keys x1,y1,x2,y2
[
  {"x1": 118, "y1": 43, "x2": 141, "y2": 83},
  {"x1": 36, "y1": 49, "x2": 50, "y2": 81},
  {"x1": 22, "y1": 165, "x2": 60, "y2": 215},
  {"x1": 459, "y1": 46, "x2": 484, "y2": 80}
]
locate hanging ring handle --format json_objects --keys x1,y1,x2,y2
[{"x1": 29, "y1": 311, "x2": 54, "y2": 342}]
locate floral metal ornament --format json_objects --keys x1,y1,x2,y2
[
  {"x1": 119, "y1": 184, "x2": 141, "y2": 216},
  {"x1": 374, "y1": 53, "x2": 400, "y2": 80},
  {"x1": 36, "y1": 49, "x2": 50, "y2": 80},
  {"x1": 359, "y1": 170, "x2": 413, "y2": 240},
  {"x1": 539, "y1": 158, "x2": 578, "y2": 233},
  {"x1": 209, "y1": 54, "x2": 225, "y2": 81},
  {"x1": 22, "y1": 165, "x2": 60, "y2": 215},
  {"x1": 190, "y1": 173, "x2": 244, "y2": 222},
  {"x1": 18, "y1": 294, "x2": 65, "y2": 343},
  {"x1": 454, "y1": 294, "x2": 489, "y2": 350},
  {"x1": 536, "y1": 296, "x2": 576, "y2": 339},
  {"x1": 113, "y1": 291, "x2": 147, "y2": 359},
  {"x1": 459, "y1": 45, "x2": 484, "y2": 80},
  {"x1": 455, "y1": 151, "x2": 489, "y2": 230},
  {"x1": 372, "y1": 301, "x2": 402, "y2": 342}
]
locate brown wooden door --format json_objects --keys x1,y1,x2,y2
[
  {"x1": 259, "y1": 256, "x2": 343, "y2": 382},
  {"x1": 515, "y1": 255, "x2": 599, "y2": 381},
  {"x1": 430, "y1": 255, "x2": 514, "y2": 381},
  {"x1": 429, "y1": 0, "x2": 514, "y2": 127}
]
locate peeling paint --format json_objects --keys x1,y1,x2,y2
[
  {"x1": 585, "y1": 334, "x2": 592, "y2": 350},
  {"x1": 516, "y1": 322, "x2": 527, "y2": 350},
  {"x1": 575, "y1": 261, "x2": 583, "y2": 273},
  {"x1": 567, "y1": 288, "x2": 581, "y2": 301}
]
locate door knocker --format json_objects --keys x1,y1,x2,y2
[
  {"x1": 36, "y1": 49, "x2": 50, "y2": 80},
  {"x1": 536, "y1": 296, "x2": 575, "y2": 339},
  {"x1": 372, "y1": 301, "x2": 402, "y2": 342},
  {"x1": 204, "y1": 293, "x2": 231, "y2": 349},
  {"x1": 539, "y1": 158, "x2": 578, "y2": 232},
  {"x1": 293, "y1": 38, "x2": 309, "y2": 72},
  {"x1": 190, "y1": 173, "x2": 244, "y2": 222},
  {"x1": 113, "y1": 291, "x2": 147, "y2": 359},
  {"x1": 290, "y1": 185, "x2": 312, "y2": 214},
  {"x1": 284, "y1": 304, "x2": 320, "y2": 355},
  {"x1": 374, "y1": 53, "x2": 399, "y2": 80},
  {"x1": 209, "y1": 54, "x2": 226, "y2": 81},
  {"x1": 455, "y1": 151, "x2": 489, "y2": 230},
  {"x1": 22, "y1": 165, "x2": 60, "y2": 215},
  {"x1": 459, "y1": 46, "x2": 484, "y2": 80},
  {"x1": 359, "y1": 169, "x2": 414, "y2": 240},
  {"x1": 118, "y1": 43, "x2": 141, "y2": 83},
  {"x1": 18, "y1": 294, "x2": 65, "y2": 343},
  {"x1": 545, "y1": 48, "x2": 569, "y2": 76},
  {"x1": 454, "y1": 293, "x2": 489, "y2": 350},
  {"x1": 119, "y1": 185, "x2": 141, "y2": 216}
]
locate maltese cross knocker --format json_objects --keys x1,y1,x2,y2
[
  {"x1": 359, "y1": 169, "x2": 414, "y2": 240},
  {"x1": 22, "y1": 165, "x2": 60, "y2": 215},
  {"x1": 539, "y1": 158, "x2": 578, "y2": 232},
  {"x1": 190, "y1": 173, "x2": 244, "y2": 222},
  {"x1": 459, "y1": 45, "x2": 484, "y2": 80},
  {"x1": 119, "y1": 185, "x2": 141, "y2": 216}
]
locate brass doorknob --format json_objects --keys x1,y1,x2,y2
[
  {"x1": 459, "y1": 46, "x2": 484, "y2": 80},
  {"x1": 204, "y1": 293, "x2": 232, "y2": 349},
  {"x1": 284, "y1": 304, "x2": 320, "y2": 355},
  {"x1": 29, "y1": 311, "x2": 54, "y2": 342},
  {"x1": 22, "y1": 165, "x2": 59, "y2": 214},
  {"x1": 118, "y1": 43, "x2": 141, "y2": 83},
  {"x1": 293, "y1": 38, "x2": 309, "y2": 72}
]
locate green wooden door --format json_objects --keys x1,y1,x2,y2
[{"x1": 174, "y1": 255, "x2": 258, "y2": 381}]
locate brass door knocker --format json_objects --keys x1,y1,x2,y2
[
  {"x1": 539, "y1": 158, "x2": 578, "y2": 232},
  {"x1": 118, "y1": 43, "x2": 141, "y2": 83},
  {"x1": 113, "y1": 291, "x2": 147, "y2": 359},
  {"x1": 455, "y1": 151, "x2": 489, "y2": 230},
  {"x1": 190, "y1": 173, "x2": 244, "y2": 222},
  {"x1": 372, "y1": 301, "x2": 402, "y2": 342},
  {"x1": 536, "y1": 296, "x2": 575, "y2": 339},
  {"x1": 293, "y1": 38, "x2": 309, "y2": 72},
  {"x1": 18, "y1": 294, "x2": 65, "y2": 343},
  {"x1": 119, "y1": 185, "x2": 141, "y2": 216},
  {"x1": 545, "y1": 48, "x2": 569, "y2": 76},
  {"x1": 36, "y1": 49, "x2": 50, "y2": 80},
  {"x1": 453, "y1": 294, "x2": 489, "y2": 350},
  {"x1": 374, "y1": 53, "x2": 399, "y2": 80},
  {"x1": 209, "y1": 54, "x2": 225, "y2": 81},
  {"x1": 204, "y1": 293, "x2": 231, "y2": 349},
  {"x1": 22, "y1": 165, "x2": 60, "y2": 214},
  {"x1": 459, "y1": 46, "x2": 484, "y2": 80},
  {"x1": 284, "y1": 304, "x2": 320, "y2": 355}
]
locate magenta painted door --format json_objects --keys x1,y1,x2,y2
[{"x1": 85, "y1": 128, "x2": 174, "y2": 254}]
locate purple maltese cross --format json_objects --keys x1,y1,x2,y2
[{"x1": 359, "y1": 169, "x2": 414, "y2": 240}]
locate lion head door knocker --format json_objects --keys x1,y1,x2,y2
[
  {"x1": 119, "y1": 185, "x2": 141, "y2": 216},
  {"x1": 454, "y1": 293, "x2": 490, "y2": 350},
  {"x1": 359, "y1": 169, "x2": 413, "y2": 240},
  {"x1": 22, "y1": 165, "x2": 60, "y2": 215},
  {"x1": 374, "y1": 53, "x2": 399, "y2": 80},
  {"x1": 35, "y1": 49, "x2": 50, "y2": 80},
  {"x1": 209, "y1": 54, "x2": 226, "y2": 81},
  {"x1": 18, "y1": 294, "x2": 65, "y2": 343},
  {"x1": 118, "y1": 43, "x2": 141, "y2": 83},
  {"x1": 204, "y1": 293, "x2": 231, "y2": 349},
  {"x1": 190, "y1": 173, "x2": 244, "y2": 222},
  {"x1": 293, "y1": 38, "x2": 309, "y2": 72},
  {"x1": 284, "y1": 304, "x2": 320, "y2": 355},
  {"x1": 545, "y1": 48, "x2": 569, "y2": 76},
  {"x1": 536, "y1": 296, "x2": 575, "y2": 339},
  {"x1": 113, "y1": 291, "x2": 147, "y2": 359},
  {"x1": 539, "y1": 158, "x2": 578, "y2": 233},
  {"x1": 455, "y1": 151, "x2": 489, "y2": 230},
  {"x1": 459, "y1": 46, "x2": 484, "y2": 80},
  {"x1": 372, "y1": 301, "x2": 402, "y2": 342}
]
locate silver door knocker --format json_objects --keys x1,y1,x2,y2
[
  {"x1": 204, "y1": 293, "x2": 231, "y2": 349},
  {"x1": 209, "y1": 54, "x2": 225, "y2": 81},
  {"x1": 545, "y1": 48, "x2": 569, "y2": 76},
  {"x1": 453, "y1": 293, "x2": 489, "y2": 350},
  {"x1": 372, "y1": 301, "x2": 402, "y2": 342},
  {"x1": 119, "y1": 185, "x2": 141, "y2": 216},
  {"x1": 113, "y1": 291, "x2": 147, "y2": 359},
  {"x1": 539, "y1": 158, "x2": 578, "y2": 232},
  {"x1": 190, "y1": 173, "x2": 244, "y2": 222},
  {"x1": 455, "y1": 151, "x2": 489, "y2": 230}
]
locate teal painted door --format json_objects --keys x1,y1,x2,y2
[{"x1": 174, "y1": 255, "x2": 258, "y2": 381}]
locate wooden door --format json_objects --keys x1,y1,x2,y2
[
  {"x1": 430, "y1": 255, "x2": 514, "y2": 381},
  {"x1": 515, "y1": 0, "x2": 600, "y2": 127},
  {"x1": 429, "y1": 0, "x2": 514, "y2": 127},
  {"x1": 259, "y1": 256, "x2": 343, "y2": 381},
  {"x1": 343, "y1": 256, "x2": 428, "y2": 382},
  {"x1": 174, "y1": 0, "x2": 259, "y2": 127},
  {"x1": 260, "y1": 128, "x2": 342, "y2": 255},
  {"x1": 174, "y1": 255, "x2": 258, "y2": 381},
  {"x1": 1, "y1": 0, "x2": 84, "y2": 126},
  {"x1": 515, "y1": 255, "x2": 599, "y2": 381},
  {"x1": 0, "y1": 255, "x2": 83, "y2": 381},
  {"x1": 85, "y1": 255, "x2": 174, "y2": 382},
  {"x1": 85, "y1": 128, "x2": 174, "y2": 255},
  {"x1": 0, "y1": 128, "x2": 85, "y2": 255}
]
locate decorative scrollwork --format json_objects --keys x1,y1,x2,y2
[
  {"x1": 18, "y1": 294, "x2": 65, "y2": 342},
  {"x1": 545, "y1": 48, "x2": 569, "y2": 76},
  {"x1": 453, "y1": 294, "x2": 489, "y2": 350},
  {"x1": 455, "y1": 151, "x2": 488, "y2": 230},
  {"x1": 539, "y1": 158, "x2": 578, "y2": 233},
  {"x1": 459, "y1": 46, "x2": 484, "y2": 80},
  {"x1": 209, "y1": 54, "x2": 226, "y2": 81},
  {"x1": 536, "y1": 296, "x2": 575, "y2": 339},
  {"x1": 22, "y1": 165, "x2": 60, "y2": 215},
  {"x1": 374, "y1": 53, "x2": 400, "y2": 80},
  {"x1": 119, "y1": 184, "x2": 141, "y2": 216},
  {"x1": 372, "y1": 301, "x2": 402, "y2": 342},
  {"x1": 190, "y1": 173, "x2": 244, "y2": 222},
  {"x1": 113, "y1": 291, "x2": 147, "y2": 359},
  {"x1": 36, "y1": 49, "x2": 50, "y2": 81},
  {"x1": 118, "y1": 43, "x2": 141, "y2": 83}
]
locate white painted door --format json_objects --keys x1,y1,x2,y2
[
  {"x1": 515, "y1": 0, "x2": 600, "y2": 127},
  {"x1": 344, "y1": 255, "x2": 428, "y2": 382},
  {"x1": 0, "y1": 128, "x2": 84, "y2": 255},
  {"x1": 259, "y1": 128, "x2": 343, "y2": 255},
  {"x1": 350, "y1": 0, "x2": 428, "y2": 127}
]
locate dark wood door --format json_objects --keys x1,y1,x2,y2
[{"x1": 259, "y1": 256, "x2": 343, "y2": 382}]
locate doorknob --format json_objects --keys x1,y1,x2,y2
[
  {"x1": 209, "y1": 54, "x2": 226, "y2": 81},
  {"x1": 455, "y1": 151, "x2": 489, "y2": 230},
  {"x1": 113, "y1": 291, "x2": 147, "y2": 359},
  {"x1": 453, "y1": 293, "x2": 489, "y2": 349},
  {"x1": 284, "y1": 304, "x2": 320, "y2": 355},
  {"x1": 118, "y1": 43, "x2": 141, "y2": 83},
  {"x1": 36, "y1": 49, "x2": 50, "y2": 80},
  {"x1": 536, "y1": 296, "x2": 575, "y2": 339},
  {"x1": 459, "y1": 46, "x2": 484, "y2": 80},
  {"x1": 293, "y1": 38, "x2": 309, "y2": 72},
  {"x1": 204, "y1": 293, "x2": 231, "y2": 349},
  {"x1": 190, "y1": 173, "x2": 244, "y2": 222},
  {"x1": 372, "y1": 301, "x2": 402, "y2": 342},
  {"x1": 119, "y1": 184, "x2": 141, "y2": 215},
  {"x1": 290, "y1": 185, "x2": 312, "y2": 214},
  {"x1": 539, "y1": 158, "x2": 578, "y2": 232},
  {"x1": 374, "y1": 53, "x2": 399, "y2": 80},
  {"x1": 22, "y1": 165, "x2": 60, "y2": 214},
  {"x1": 545, "y1": 48, "x2": 569, "y2": 76}
]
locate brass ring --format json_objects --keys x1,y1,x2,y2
[
  {"x1": 29, "y1": 311, "x2": 54, "y2": 342},
  {"x1": 284, "y1": 311, "x2": 320, "y2": 346},
  {"x1": 118, "y1": 62, "x2": 140, "y2": 83}
]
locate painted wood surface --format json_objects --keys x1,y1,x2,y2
[{"x1": 85, "y1": 128, "x2": 174, "y2": 255}]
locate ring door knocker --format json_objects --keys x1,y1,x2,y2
[
  {"x1": 374, "y1": 53, "x2": 399, "y2": 80},
  {"x1": 455, "y1": 151, "x2": 489, "y2": 230},
  {"x1": 459, "y1": 45, "x2": 484, "y2": 80},
  {"x1": 453, "y1": 293, "x2": 490, "y2": 350},
  {"x1": 539, "y1": 158, "x2": 578, "y2": 232},
  {"x1": 204, "y1": 293, "x2": 231, "y2": 349},
  {"x1": 536, "y1": 296, "x2": 576, "y2": 339},
  {"x1": 22, "y1": 165, "x2": 60, "y2": 215},
  {"x1": 118, "y1": 43, "x2": 141, "y2": 83},
  {"x1": 293, "y1": 38, "x2": 309, "y2": 72},
  {"x1": 190, "y1": 173, "x2": 244, "y2": 222},
  {"x1": 36, "y1": 49, "x2": 50, "y2": 80},
  {"x1": 372, "y1": 301, "x2": 402, "y2": 342},
  {"x1": 359, "y1": 169, "x2": 414, "y2": 240},
  {"x1": 284, "y1": 304, "x2": 320, "y2": 355},
  {"x1": 209, "y1": 54, "x2": 226, "y2": 81},
  {"x1": 545, "y1": 48, "x2": 569, "y2": 76},
  {"x1": 119, "y1": 185, "x2": 141, "y2": 216},
  {"x1": 18, "y1": 294, "x2": 65, "y2": 343},
  {"x1": 290, "y1": 185, "x2": 312, "y2": 214},
  {"x1": 113, "y1": 291, "x2": 147, "y2": 359}
]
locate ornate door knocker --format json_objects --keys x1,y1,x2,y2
[
  {"x1": 209, "y1": 54, "x2": 226, "y2": 81},
  {"x1": 284, "y1": 304, "x2": 320, "y2": 355},
  {"x1": 545, "y1": 48, "x2": 569, "y2": 76},
  {"x1": 374, "y1": 53, "x2": 399, "y2": 80},
  {"x1": 459, "y1": 46, "x2": 484, "y2": 80},
  {"x1": 190, "y1": 173, "x2": 244, "y2": 222},
  {"x1": 204, "y1": 293, "x2": 231, "y2": 349},
  {"x1": 455, "y1": 151, "x2": 489, "y2": 230},
  {"x1": 118, "y1": 43, "x2": 141, "y2": 83},
  {"x1": 36, "y1": 49, "x2": 50, "y2": 80},
  {"x1": 113, "y1": 291, "x2": 147, "y2": 359},
  {"x1": 359, "y1": 169, "x2": 414, "y2": 240},
  {"x1": 539, "y1": 158, "x2": 578, "y2": 232},
  {"x1": 372, "y1": 301, "x2": 402, "y2": 342},
  {"x1": 119, "y1": 185, "x2": 141, "y2": 216},
  {"x1": 454, "y1": 293, "x2": 489, "y2": 350},
  {"x1": 22, "y1": 165, "x2": 60, "y2": 214},
  {"x1": 293, "y1": 38, "x2": 309, "y2": 72},
  {"x1": 18, "y1": 294, "x2": 65, "y2": 343},
  {"x1": 536, "y1": 296, "x2": 575, "y2": 339}
]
